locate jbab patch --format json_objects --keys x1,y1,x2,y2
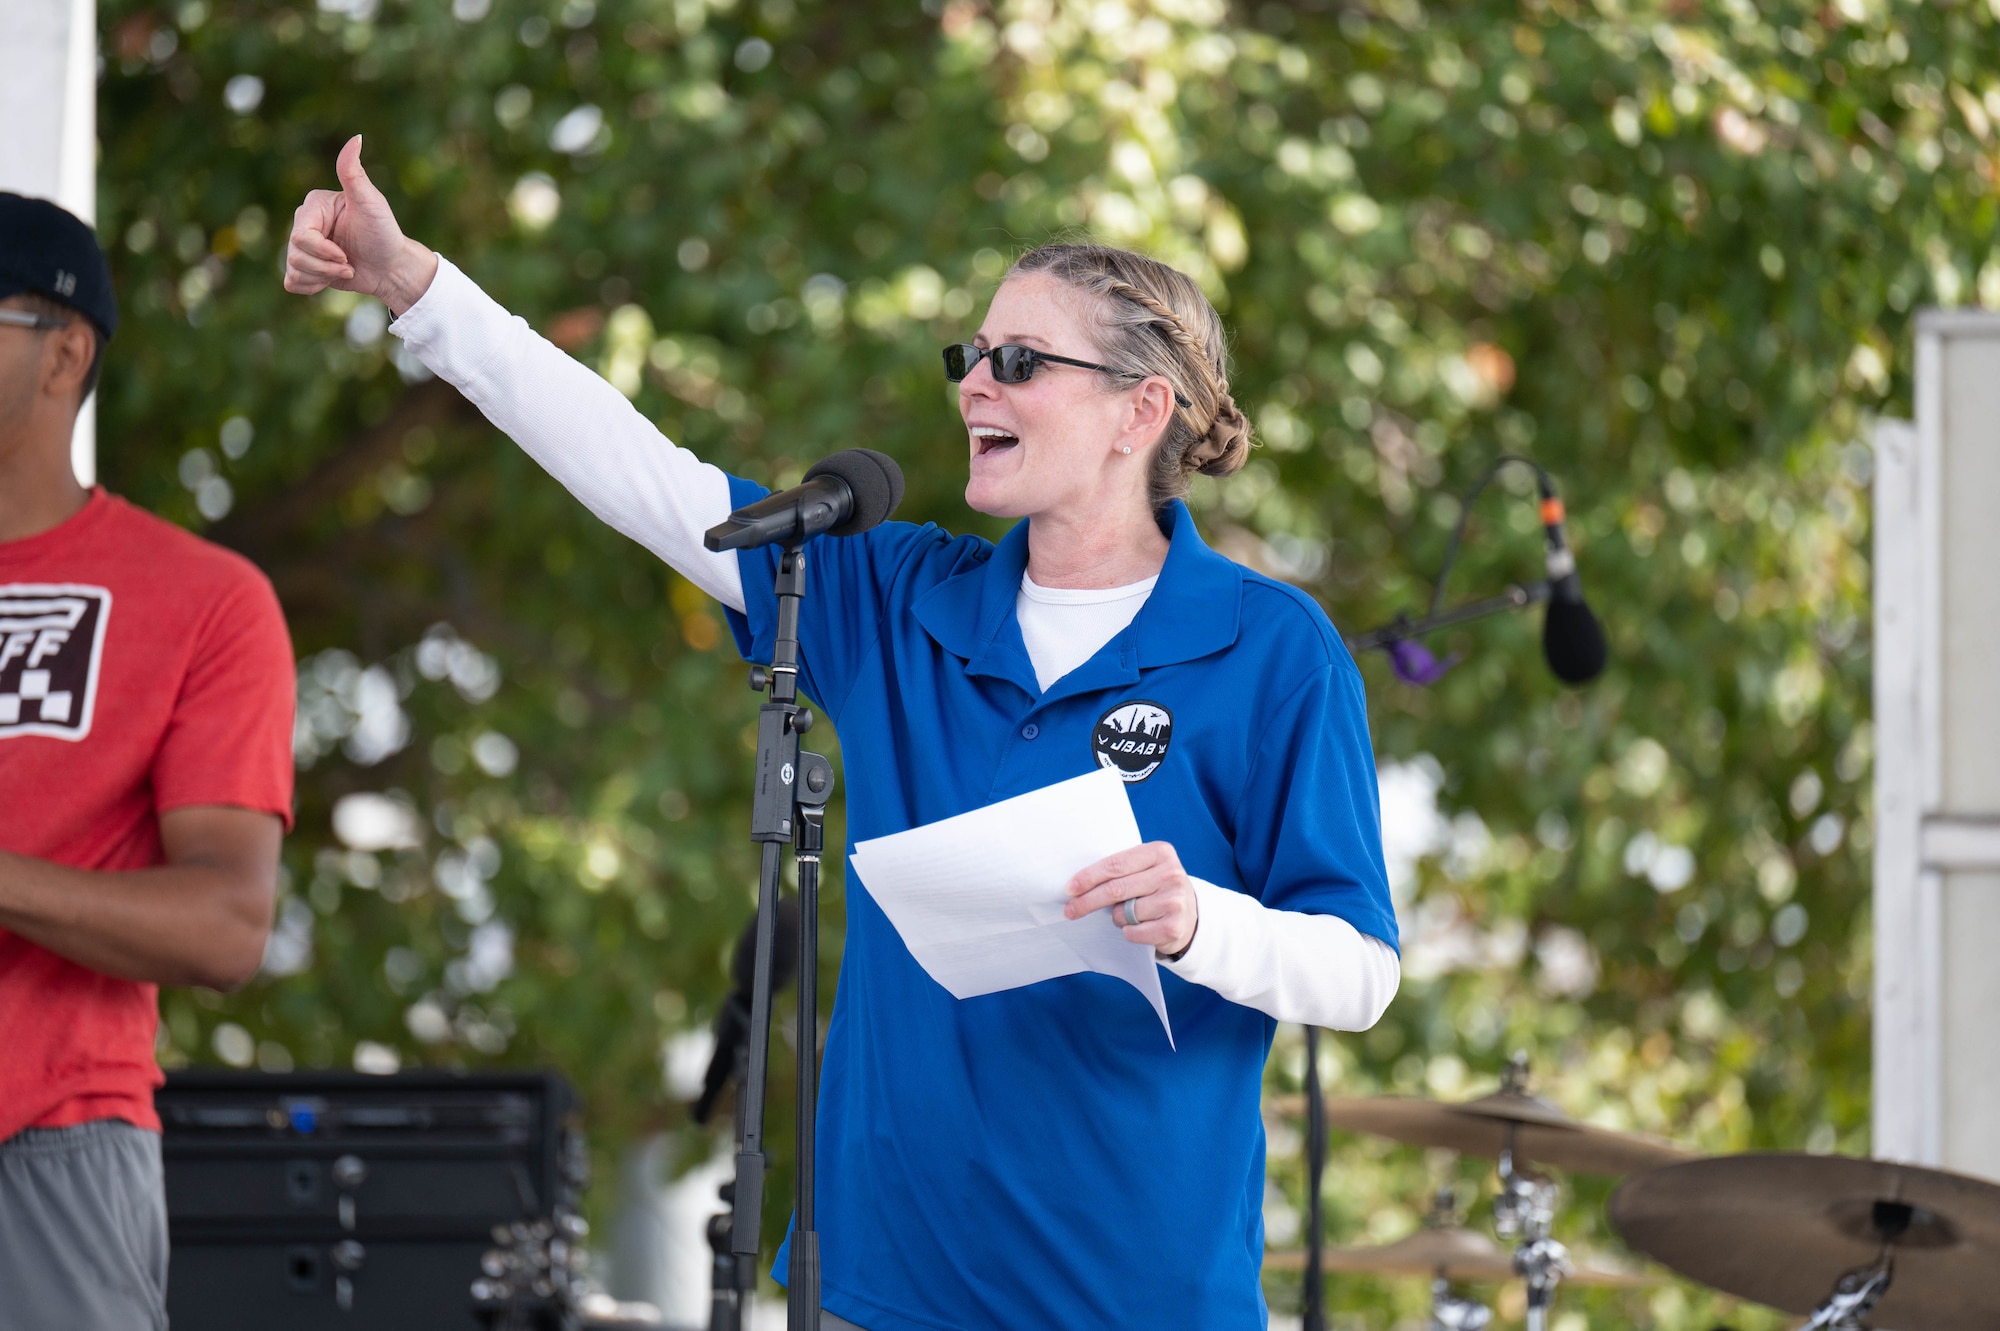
[
  {"x1": 1091, "y1": 699, "x2": 1173, "y2": 783},
  {"x1": 0, "y1": 584, "x2": 112, "y2": 741}
]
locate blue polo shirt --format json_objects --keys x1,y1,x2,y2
[{"x1": 724, "y1": 479, "x2": 1396, "y2": 1331}]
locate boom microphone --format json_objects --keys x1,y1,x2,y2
[
  {"x1": 1535, "y1": 484, "x2": 1607, "y2": 685},
  {"x1": 703, "y1": 448, "x2": 905, "y2": 552},
  {"x1": 692, "y1": 899, "x2": 800, "y2": 1125}
]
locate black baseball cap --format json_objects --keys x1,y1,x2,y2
[{"x1": 0, "y1": 192, "x2": 118, "y2": 341}]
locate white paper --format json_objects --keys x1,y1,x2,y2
[{"x1": 848, "y1": 768, "x2": 1173, "y2": 1046}]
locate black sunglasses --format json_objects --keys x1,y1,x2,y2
[{"x1": 942, "y1": 343, "x2": 1192, "y2": 409}]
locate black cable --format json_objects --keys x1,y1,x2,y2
[{"x1": 1426, "y1": 454, "x2": 1554, "y2": 619}]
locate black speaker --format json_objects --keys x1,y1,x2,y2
[{"x1": 160, "y1": 1069, "x2": 582, "y2": 1330}]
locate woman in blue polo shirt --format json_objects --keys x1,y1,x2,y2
[{"x1": 286, "y1": 139, "x2": 1401, "y2": 1330}]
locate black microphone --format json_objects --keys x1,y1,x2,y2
[
  {"x1": 1535, "y1": 482, "x2": 1607, "y2": 685},
  {"x1": 692, "y1": 898, "x2": 800, "y2": 1125},
  {"x1": 703, "y1": 448, "x2": 905, "y2": 552}
]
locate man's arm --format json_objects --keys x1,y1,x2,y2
[{"x1": 0, "y1": 805, "x2": 282, "y2": 992}]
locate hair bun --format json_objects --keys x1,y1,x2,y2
[{"x1": 1186, "y1": 394, "x2": 1252, "y2": 476}]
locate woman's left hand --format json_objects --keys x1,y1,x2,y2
[{"x1": 1064, "y1": 841, "x2": 1199, "y2": 959}]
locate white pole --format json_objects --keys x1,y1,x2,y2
[
  {"x1": 0, "y1": 0, "x2": 98, "y2": 486},
  {"x1": 63, "y1": 0, "x2": 98, "y2": 488},
  {"x1": 1874, "y1": 314, "x2": 2000, "y2": 1182},
  {"x1": 1870, "y1": 417, "x2": 1936, "y2": 1165}
]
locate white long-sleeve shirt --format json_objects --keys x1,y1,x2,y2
[{"x1": 390, "y1": 256, "x2": 1400, "y2": 1032}]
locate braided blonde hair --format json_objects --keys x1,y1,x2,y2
[{"x1": 1009, "y1": 242, "x2": 1252, "y2": 509}]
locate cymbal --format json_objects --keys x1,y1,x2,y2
[
  {"x1": 1610, "y1": 1153, "x2": 2000, "y2": 1329},
  {"x1": 1273, "y1": 1092, "x2": 1695, "y2": 1176},
  {"x1": 1265, "y1": 1227, "x2": 1652, "y2": 1287}
]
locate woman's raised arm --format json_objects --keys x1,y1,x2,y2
[{"x1": 283, "y1": 136, "x2": 745, "y2": 611}]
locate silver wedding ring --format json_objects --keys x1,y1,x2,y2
[{"x1": 1121, "y1": 898, "x2": 1141, "y2": 928}]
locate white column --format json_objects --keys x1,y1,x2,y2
[
  {"x1": 1873, "y1": 312, "x2": 2000, "y2": 1182},
  {"x1": 0, "y1": 0, "x2": 98, "y2": 485},
  {"x1": 1871, "y1": 417, "x2": 1937, "y2": 1165}
]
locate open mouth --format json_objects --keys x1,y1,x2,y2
[{"x1": 971, "y1": 426, "x2": 1020, "y2": 456}]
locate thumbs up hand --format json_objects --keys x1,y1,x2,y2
[{"x1": 283, "y1": 135, "x2": 437, "y2": 316}]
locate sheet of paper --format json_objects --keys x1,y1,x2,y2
[{"x1": 848, "y1": 768, "x2": 1173, "y2": 1046}]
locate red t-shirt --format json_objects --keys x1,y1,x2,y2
[{"x1": 0, "y1": 489, "x2": 295, "y2": 1142}]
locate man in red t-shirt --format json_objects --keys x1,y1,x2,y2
[{"x1": 0, "y1": 195, "x2": 295, "y2": 1329}]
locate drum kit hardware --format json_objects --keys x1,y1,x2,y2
[
  {"x1": 1264, "y1": 1223, "x2": 1649, "y2": 1287},
  {"x1": 1275, "y1": 1054, "x2": 2000, "y2": 1329},
  {"x1": 1609, "y1": 1153, "x2": 2000, "y2": 1331},
  {"x1": 1267, "y1": 1182, "x2": 1652, "y2": 1331},
  {"x1": 1274, "y1": 1056, "x2": 1672, "y2": 1331},
  {"x1": 1494, "y1": 1147, "x2": 1572, "y2": 1331},
  {"x1": 1273, "y1": 1081, "x2": 1693, "y2": 1178}
]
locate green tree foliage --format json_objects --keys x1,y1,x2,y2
[{"x1": 95, "y1": 0, "x2": 1994, "y2": 1321}]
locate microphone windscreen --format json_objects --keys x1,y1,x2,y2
[
  {"x1": 1543, "y1": 595, "x2": 1608, "y2": 685},
  {"x1": 727, "y1": 896, "x2": 800, "y2": 998},
  {"x1": 805, "y1": 448, "x2": 904, "y2": 536}
]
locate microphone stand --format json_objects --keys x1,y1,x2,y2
[
  {"x1": 1344, "y1": 580, "x2": 1550, "y2": 655},
  {"x1": 1300, "y1": 1026, "x2": 1327, "y2": 1331},
  {"x1": 705, "y1": 1049, "x2": 754, "y2": 1331},
  {"x1": 728, "y1": 538, "x2": 835, "y2": 1331},
  {"x1": 1344, "y1": 454, "x2": 1566, "y2": 661}
]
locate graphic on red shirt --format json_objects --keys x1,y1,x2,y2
[
  {"x1": 0, "y1": 584, "x2": 111, "y2": 738},
  {"x1": 0, "y1": 491, "x2": 295, "y2": 1143}
]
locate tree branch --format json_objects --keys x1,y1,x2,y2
[{"x1": 207, "y1": 377, "x2": 482, "y2": 560}]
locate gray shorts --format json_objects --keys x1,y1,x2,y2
[{"x1": 0, "y1": 1119, "x2": 168, "y2": 1331}]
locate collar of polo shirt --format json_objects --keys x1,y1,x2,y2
[{"x1": 911, "y1": 500, "x2": 1242, "y2": 701}]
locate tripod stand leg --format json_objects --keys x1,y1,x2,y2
[{"x1": 731, "y1": 841, "x2": 786, "y2": 1256}]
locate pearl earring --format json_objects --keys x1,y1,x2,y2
[{"x1": 1121, "y1": 446, "x2": 1132, "y2": 455}]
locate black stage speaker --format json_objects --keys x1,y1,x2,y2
[{"x1": 160, "y1": 1069, "x2": 582, "y2": 1330}]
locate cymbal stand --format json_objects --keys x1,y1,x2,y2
[
  {"x1": 1799, "y1": 1261, "x2": 1892, "y2": 1331},
  {"x1": 1493, "y1": 1142, "x2": 1569, "y2": 1331},
  {"x1": 1420, "y1": 1187, "x2": 1490, "y2": 1331},
  {"x1": 1801, "y1": 1200, "x2": 1906, "y2": 1331},
  {"x1": 1428, "y1": 1273, "x2": 1492, "y2": 1331}
]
